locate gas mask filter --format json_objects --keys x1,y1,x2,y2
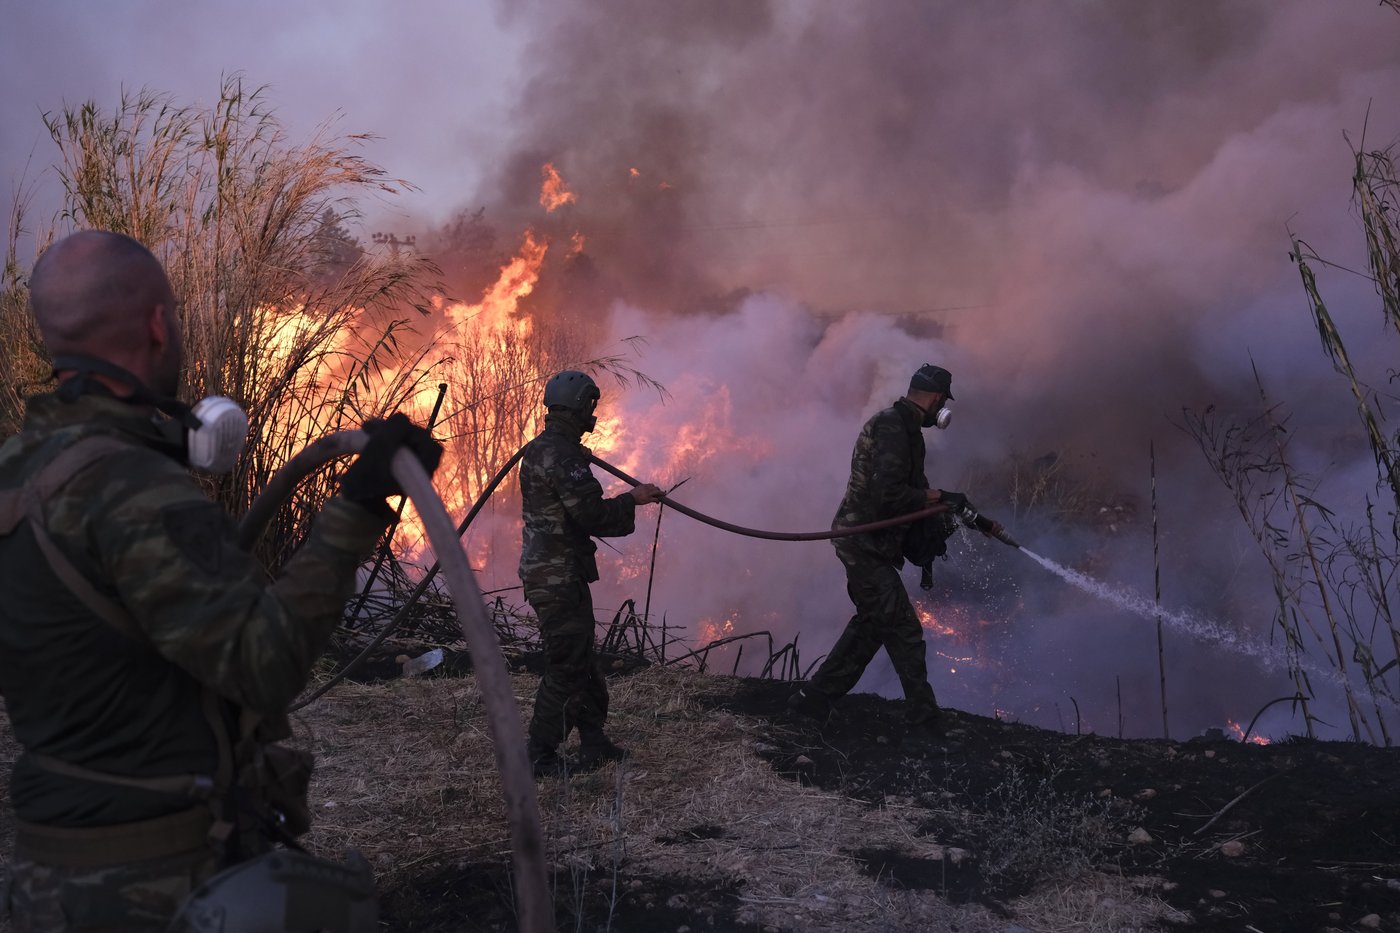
[
  {"x1": 922, "y1": 400, "x2": 951, "y2": 430},
  {"x1": 186, "y1": 395, "x2": 250, "y2": 473},
  {"x1": 51, "y1": 355, "x2": 249, "y2": 474}
]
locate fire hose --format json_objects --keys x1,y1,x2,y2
[
  {"x1": 271, "y1": 442, "x2": 1019, "y2": 716},
  {"x1": 587, "y1": 455, "x2": 1020, "y2": 547},
  {"x1": 239, "y1": 435, "x2": 1020, "y2": 933},
  {"x1": 238, "y1": 432, "x2": 552, "y2": 933}
]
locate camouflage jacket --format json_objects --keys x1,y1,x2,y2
[
  {"x1": 518, "y1": 411, "x2": 636, "y2": 586},
  {"x1": 831, "y1": 397, "x2": 930, "y2": 566},
  {"x1": 0, "y1": 392, "x2": 389, "y2": 827}
]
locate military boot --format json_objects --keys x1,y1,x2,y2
[
  {"x1": 786, "y1": 685, "x2": 832, "y2": 720},
  {"x1": 905, "y1": 702, "x2": 946, "y2": 735},
  {"x1": 529, "y1": 738, "x2": 564, "y2": 778},
  {"x1": 576, "y1": 730, "x2": 628, "y2": 770}
]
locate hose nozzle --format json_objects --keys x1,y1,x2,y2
[
  {"x1": 977, "y1": 515, "x2": 1021, "y2": 548},
  {"x1": 958, "y1": 504, "x2": 1021, "y2": 549}
]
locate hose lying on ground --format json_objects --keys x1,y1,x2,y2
[{"x1": 238, "y1": 433, "x2": 552, "y2": 933}]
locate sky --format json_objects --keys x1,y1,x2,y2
[
  {"x1": 5, "y1": 1, "x2": 1400, "y2": 740},
  {"x1": 0, "y1": 0, "x2": 523, "y2": 229}
]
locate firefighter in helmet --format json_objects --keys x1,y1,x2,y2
[{"x1": 519, "y1": 370, "x2": 662, "y2": 775}]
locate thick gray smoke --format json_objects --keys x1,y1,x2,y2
[
  {"x1": 453, "y1": 0, "x2": 1400, "y2": 740},
  {"x1": 5, "y1": 0, "x2": 1397, "y2": 739}
]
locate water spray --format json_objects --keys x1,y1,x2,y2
[{"x1": 1012, "y1": 543, "x2": 1394, "y2": 723}]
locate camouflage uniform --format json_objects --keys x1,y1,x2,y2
[
  {"x1": 808, "y1": 397, "x2": 940, "y2": 720},
  {"x1": 0, "y1": 392, "x2": 389, "y2": 930},
  {"x1": 519, "y1": 411, "x2": 637, "y2": 750}
]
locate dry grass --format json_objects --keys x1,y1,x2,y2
[
  {"x1": 283, "y1": 666, "x2": 1185, "y2": 932},
  {"x1": 0, "y1": 202, "x2": 54, "y2": 437}
]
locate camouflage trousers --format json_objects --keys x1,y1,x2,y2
[
  {"x1": 808, "y1": 541, "x2": 939, "y2": 718},
  {"x1": 525, "y1": 577, "x2": 608, "y2": 749},
  {"x1": 4, "y1": 846, "x2": 218, "y2": 932}
]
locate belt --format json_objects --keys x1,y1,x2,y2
[{"x1": 15, "y1": 806, "x2": 213, "y2": 869}]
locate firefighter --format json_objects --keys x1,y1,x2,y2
[
  {"x1": 789, "y1": 363, "x2": 999, "y2": 728},
  {"x1": 0, "y1": 230, "x2": 440, "y2": 929},
  {"x1": 519, "y1": 371, "x2": 662, "y2": 776}
]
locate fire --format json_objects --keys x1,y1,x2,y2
[
  {"x1": 1226, "y1": 720, "x2": 1271, "y2": 745},
  {"x1": 539, "y1": 162, "x2": 577, "y2": 211},
  {"x1": 589, "y1": 381, "x2": 766, "y2": 484},
  {"x1": 466, "y1": 229, "x2": 548, "y2": 316},
  {"x1": 698, "y1": 614, "x2": 737, "y2": 645},
  {"x1": 916, "y1": 604, "x2": 959, "y2": 637},
  {"x1": 385, "y1": 228, "x2": 552, "y2": 563}
]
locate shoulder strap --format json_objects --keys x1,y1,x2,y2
[{"x1": 11, "y1": 435, "x2": 147, "y2": 642}]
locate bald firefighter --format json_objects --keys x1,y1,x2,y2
[
  {"x1": 520, "y1": 371, "x2": 662, "y2": 776},
  {"x1": 0, "y1": 230, "x2": 440, "y2": 930}
]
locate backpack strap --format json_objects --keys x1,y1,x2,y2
[
  {"x1": 3, "y1": 435, "x2": 145, "y2": 640},
  {"x1": 24, "y1": 752, "x2": 215, "y2": 800}
]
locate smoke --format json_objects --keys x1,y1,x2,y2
[
  {"x1": 5, "y1": 0, "x2": 1397, "y2": 738},
  {"x1": 440, "y1": 0, "x2": 1400, "y2": 739}
]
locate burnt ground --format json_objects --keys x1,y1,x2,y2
[
  {"x1": 355, "y1": 666, "x2": 1400, "y2": 933},
  {"x1": 3, "y1": 659, "x2": 1389, "y2": 933},
  {"x1": 708, "y1": 680, "x2": 1400, "y2": 933}
]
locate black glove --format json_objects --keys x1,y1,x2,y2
[
  {"x1": 937, "y1": 490, "x2": 969, "y2": 514},
  {"x1": 339, "y1": 413, "x2": 444, "y2": 509}
]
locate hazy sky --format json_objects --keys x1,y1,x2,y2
[{"x1": 1, "y1": 0, "x2": 523, "y2": 227}]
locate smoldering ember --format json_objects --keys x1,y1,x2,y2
[{"x1": 2, "y1": 2, "x2": 1400, "y2": 932}]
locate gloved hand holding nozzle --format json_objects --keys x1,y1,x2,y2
[
  {"x1": 929, "y1": 489, "x2": 967, "y2": 511},
  {"x1": 934, "y1": 488, "x2": 1020, "y2": 548}
]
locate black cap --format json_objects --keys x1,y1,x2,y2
[{"x1": 909, "y1": 363, "x2": 953, "y2": 399}]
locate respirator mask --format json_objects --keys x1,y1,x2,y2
[
  {"x1": 909, "y1": 363, "x2": 954, "y2": 430},
  {"x1": 922, "y1": 399, "x2": 952, "y2": 430},
  {"x1": 51, "y1": 355, "x2": 249, "y2": 474}
]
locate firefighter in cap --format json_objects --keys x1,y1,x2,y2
[
  {"x1": 0, "y1": 230, "x2": 440, "y2": 930},
  {"x1": 790, "y1": 363, "x2": 999, "y2": 728},
  {"x1": 520, "y1": 370, "x2": 662, "y2": 776}
]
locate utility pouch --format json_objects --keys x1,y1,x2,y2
[
  {"x1": 901, "y1": 511, "x2": 957, "y2": 567},
  {"x1": 256, "y1": 744, "x2": 315, "y2": 840}
]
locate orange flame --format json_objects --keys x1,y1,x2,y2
[
  {"x1": 1226, "y1": 720, "x2": 1271, "y2": 745},
  {"x1": 916, "y1": 604, "x2": 959, "y2": 637},
  {"x1": 698, "y1": 614, "x2": 737, "y2": 644},
  {"x1": 540, "y1": 163, "x2": 577, "y2": 211},
  {"x1": 387, "y1": 229, "x2": 552, "y2": 562},
  {"x1": 472, "y1": 229, "x2": 548, "y2": 314}
]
